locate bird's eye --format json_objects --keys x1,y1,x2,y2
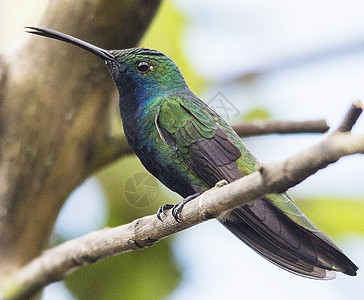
[{"x1": 136, "y1": 60, "x2": 152, "y2": 73}]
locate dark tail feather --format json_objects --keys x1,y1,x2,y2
[{"x1": 218, "y1": 198, "x2": 358, "y2": 279}]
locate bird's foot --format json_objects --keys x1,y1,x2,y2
[
  {"x1": 157, "y1": 192, "x2": 202, "y2": 222},
  {"x1": 172, "y1": 192, "x2": 202, "y2": 222},
  {"x1": 157, "y1": 204, "x2": 174, "y2": 221}
]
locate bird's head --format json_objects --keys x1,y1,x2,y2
[
  {"x1": 107, "y1": 48, "x2": 188, "y2": 104},
  {"x1": 26, "y1": 27, "x2": 189, "y2": 113}
]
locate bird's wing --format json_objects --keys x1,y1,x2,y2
[
  {"x1": 157, "y1": 95, "x2": 358, "y2": 278},
  {"x1": 157, "y1": 97, "x2": 242, "y2": 187}
]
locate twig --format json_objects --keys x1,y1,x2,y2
[
  {"x1": 0, "y1": 102, "x2": 362, "y2": 299},
  {"x1": 104, "y1": 119, "x2": 331, "y2": 158},
  {"x1": 336, "y1": 101, "x2": 363, "y2": 133},
  {"x1": 232, "y1": 119, "x2": 329, "y2": 137}
]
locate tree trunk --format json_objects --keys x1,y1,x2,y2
[{"x1": 0, "y1": 0, "x2": 161, "y2": 279}]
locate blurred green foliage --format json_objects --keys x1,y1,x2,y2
[
  {"x1": 65, "y1": 156, "x2": 181, "y2": 300},
  {"x1": 297, "y1": 198, "x2": 364, "y2": 238},
  {"x1": 243, "y1": 107, "x2": 272, "y2": 121},
  {"x1": 65, "y1": 238, "x2": 179, "y2": 300}
]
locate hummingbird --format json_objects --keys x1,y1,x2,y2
[{"x1": 26, "y1": 27, "x2": 358, "y2": 279}]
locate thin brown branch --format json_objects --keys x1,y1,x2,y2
[
  {"x1": 336, "y1": 101, "x2": 363, "y2": 133},
  {"x1": 1, "y1": 102, "x2": 362, "y2": 300},
  {"x1": 232, "y1": 119, "x2": 329, "y2": 137},
  {"x1": 96, "y1": 118, "x2": 331, "y2": 159}
]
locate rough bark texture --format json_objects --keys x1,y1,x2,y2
[{"x1": 0, "y1": 0, "x2": 161, "y2": 278}]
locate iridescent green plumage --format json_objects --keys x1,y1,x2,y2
[
  {"x1": 27, "y1": 27, "x2": 358, "y2": 279},
  {"x1": 154, "y1": 93, "x2": 356, "y2": 279},
  {"x1": 157, "y1": 95, "x2": 318, "y2": 231}
]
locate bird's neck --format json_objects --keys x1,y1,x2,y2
[
  {"x1": 118, "y1": 78, "x2": 190, "y2": 123},
  {"x1": 118, "y1": 87, "x2": 191, "y2": 151}
]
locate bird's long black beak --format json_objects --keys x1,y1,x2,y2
[{"x1": 25, "y1": 27, "x2": 115, "y2": 61}]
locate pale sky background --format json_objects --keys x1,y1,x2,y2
[{"x1": 1, "y1": 0, "x2": 364, "y2": 299}]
